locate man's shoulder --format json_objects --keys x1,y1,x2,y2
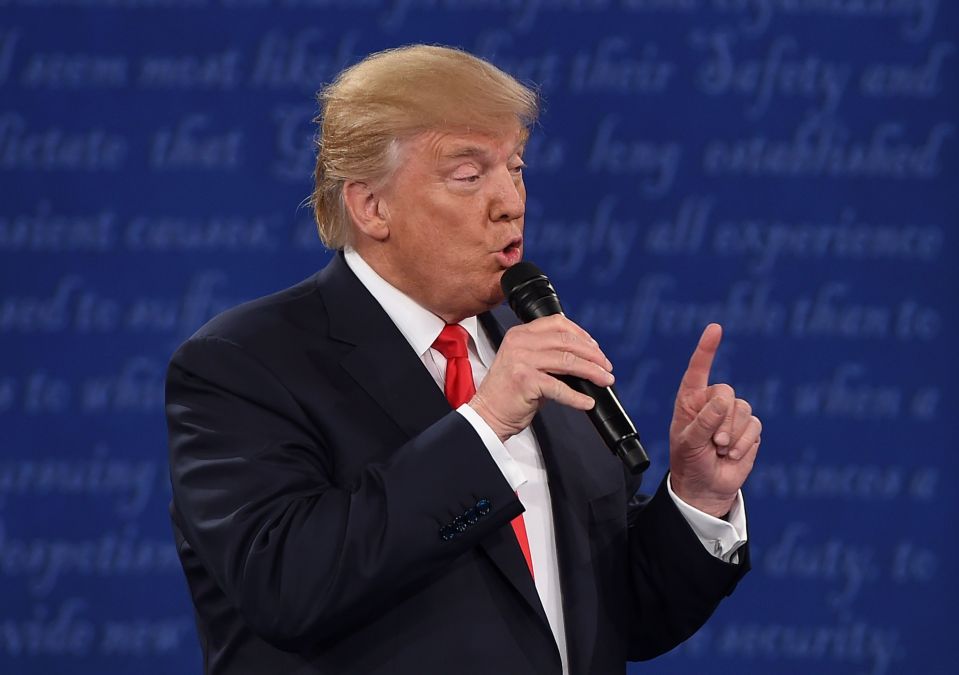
[
  {"x1": 189, "y1": 270, "x2": 325, "y2": 347},
  {"x1": 169, "y1": 252, "x2": 366, "y2": 370},
  {"x1": 165, "y1": 255, "x2": 365, "y2": 397}
]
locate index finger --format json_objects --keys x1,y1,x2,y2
[
  {"x1": 527, "y1": 315, "x2": 609, "y2": 365},
  {"x1": 528, "y1": 314, "x2": 596, "y2": 344},
  {"x1": 679, "y1": 323, "x2": 723, "y2": 392}
]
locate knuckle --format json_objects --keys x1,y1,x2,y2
[
  {"x1": 710, "y1": 396, "x2": 729, "y2": 414},
  {"x1": 694, "y1": 412, "x2": 715, "y2": 431},
  {"x1": 715, "y1": 383, "x2": 734, "y2": 398}
]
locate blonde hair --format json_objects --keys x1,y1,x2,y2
[{"x1": 310, "y1": 44, "x2": 540, "y2": 250}]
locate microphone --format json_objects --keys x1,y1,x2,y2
[{"x1": 500, "y1": 262, "x2": 650, "y2": 475}]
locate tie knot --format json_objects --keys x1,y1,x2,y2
[{"x1": 432, "y1": 324, "x2": 470, "y2": 360}]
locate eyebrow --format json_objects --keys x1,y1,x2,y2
[
  {"x1": 442, "y1": 146, "x2": 491, "y2": 160},
  {"x1": 440, "y1": 143, "x2": 526, "y2": 162}
]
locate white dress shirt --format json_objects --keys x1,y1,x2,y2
[{"x1": 343, "y1": 248, "x2": 746, "y2": 674}]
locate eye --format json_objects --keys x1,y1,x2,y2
[
  {"x1": 451, "y1": 163, "x2": 482, "y2": 183},
  {"x1": 509, "y1": 162, "x2": 526, "y2": 175}
]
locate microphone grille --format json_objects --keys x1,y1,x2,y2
[{"x1": 501, "y1": 261, "x2": 546, "y2": 297}]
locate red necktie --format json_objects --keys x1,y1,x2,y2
[{"x1": 432, "y1": 324, "x2": 534, "y2": 578}]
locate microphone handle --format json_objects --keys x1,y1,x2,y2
[
  {"x1": 505, "y1": 274, "x2": 649, "y2": 474},
  {"x1": 559, "y1": 376, "x2": 650, "y2": 475}
]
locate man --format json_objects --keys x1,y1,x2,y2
[{"x1": 166, "y1": 45, "x2": 761, "y2": 674}]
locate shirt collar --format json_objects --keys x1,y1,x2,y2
[{"x1": 343, "y1": 248, "x2": 493, "y2": 367}]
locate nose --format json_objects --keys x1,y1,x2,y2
[{"x1": 489, "y1": 166, "x2": 525, "y2": 223}]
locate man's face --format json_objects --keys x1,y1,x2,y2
[{"x1": 377, "y1": 126, "x2": 527, "y2": 322}]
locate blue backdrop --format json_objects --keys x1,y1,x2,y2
[{"x1": 2, "y1": 2, "x2": 956, "y2": 674}]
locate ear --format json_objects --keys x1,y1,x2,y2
[{"x1": 343, "y1": 181, "x2": 390, "y2": 242}]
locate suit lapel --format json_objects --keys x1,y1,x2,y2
[
  {"x1": 320, "y1": 253, "x2": 452, "y2": 437},
  {"x1": 533, "y1": 403, "x2": 603, "y2": 674},
  {"x1": 321, "y1": 256, "x2": 554, "y2": 633},
  {"x1": 480, "y1": 310, "x2": 610, "y2": 672},
  {"x1": 481, "y1": 308, "x2": 612, "y2": 675}
]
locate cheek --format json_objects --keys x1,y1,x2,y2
[{"x1": 443, "y1": 244, "x2": 486, "y2": 278}]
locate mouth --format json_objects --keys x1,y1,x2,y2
[{"x1": 495, "y1": 237, "x2": 523, "y2": 268}]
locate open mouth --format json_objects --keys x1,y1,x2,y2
[{"x1": 497, "y1": 238, "x2": 523, "y2": 267}]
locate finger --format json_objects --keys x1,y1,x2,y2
[
  {"x1": 681, "y1": 395, "x2": 729, "y2": 449},
  {"x1": 728, "y1": 416, "x2": 762, "y2": 460},
  {"x1": 717, "y1": 399, "x2": 752, "y2": 454},
  {"x1": 527, "y1": 314, "x2": 597, "y2": 343},
  {"x1": 526, "y1": 315, "x2": 606, "y2": 357},
  {"x1": 514, "y1": 323, "x2": 613, "y2": 371},
  {"x1": 544, "y1": 331, "x2": 611, "y2": 370},
  {"x1": 712, "y1": 391, "x2": 744, "y2": 452},
  {"x1": 527, "y1": 348, "x2": 616, "y2": 388},
  {"x1": 540, "y1": 372, "x2": 596, "y2": 411},
  {"x1": 678, "y1": 323, "x2": 722, "y2": 393},
  {"x1": 704, "y1": 384, "x2": 735, "y2": 450}
]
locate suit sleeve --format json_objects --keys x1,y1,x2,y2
[
  {"x1": 624, "y1": 473, "x2": 750, "y2": 661},
  {"x1": 166, "y1": 335, "x2": 523, "y2": 651}
]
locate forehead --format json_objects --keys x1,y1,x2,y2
[{"x1": 413, "y1": 126, "x2": 526, "y2": 164}]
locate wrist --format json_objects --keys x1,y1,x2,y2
[
  {"x1": 679, "y1": 495, "x2": 735, "y2": 519},
  {"x1": 467, "y1": 394, "x2": 513, "y2": 443},
  {"x1": 669, "y1": 475, "x2": 736, "y2": 519}
]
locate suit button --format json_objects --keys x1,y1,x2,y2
[
  {"x1": 476, "y1": 498, "x2": 491, "y2": 515},
  {"x1": 439, "y1": 526, "x2": 455, "y2": 541},
  {"x1": 452, "y1": 515, "x2": 468, "y2": 533},
  {"x1": 464, "y1": 507, "x2": 479, "y2": 525}
]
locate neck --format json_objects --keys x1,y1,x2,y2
[{"x1": 350, "y1": 243, "x2": 469, "y2": 324}]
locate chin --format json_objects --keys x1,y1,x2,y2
[{"x1": 484, "y1": 284, "x2": 507, "y2": 309}]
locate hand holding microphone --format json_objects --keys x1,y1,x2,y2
[{"x1": 468, "y1": 262, "x2": 650, "y2": 474}]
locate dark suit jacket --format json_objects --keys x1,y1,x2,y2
[{"x1": 165, "y1": 252, "x2": 748, "y2": 675}]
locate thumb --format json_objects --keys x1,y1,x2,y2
[{"x1": 682, "y1": 396, "x2": 729, "y2": 449}]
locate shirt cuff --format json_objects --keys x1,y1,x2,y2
[
  {"x1": 457, "y1": 404, "x2": 528, "y2": 491},
  {"x1": 666, "y1": 474, "x2": 748, "y2": 564}
]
